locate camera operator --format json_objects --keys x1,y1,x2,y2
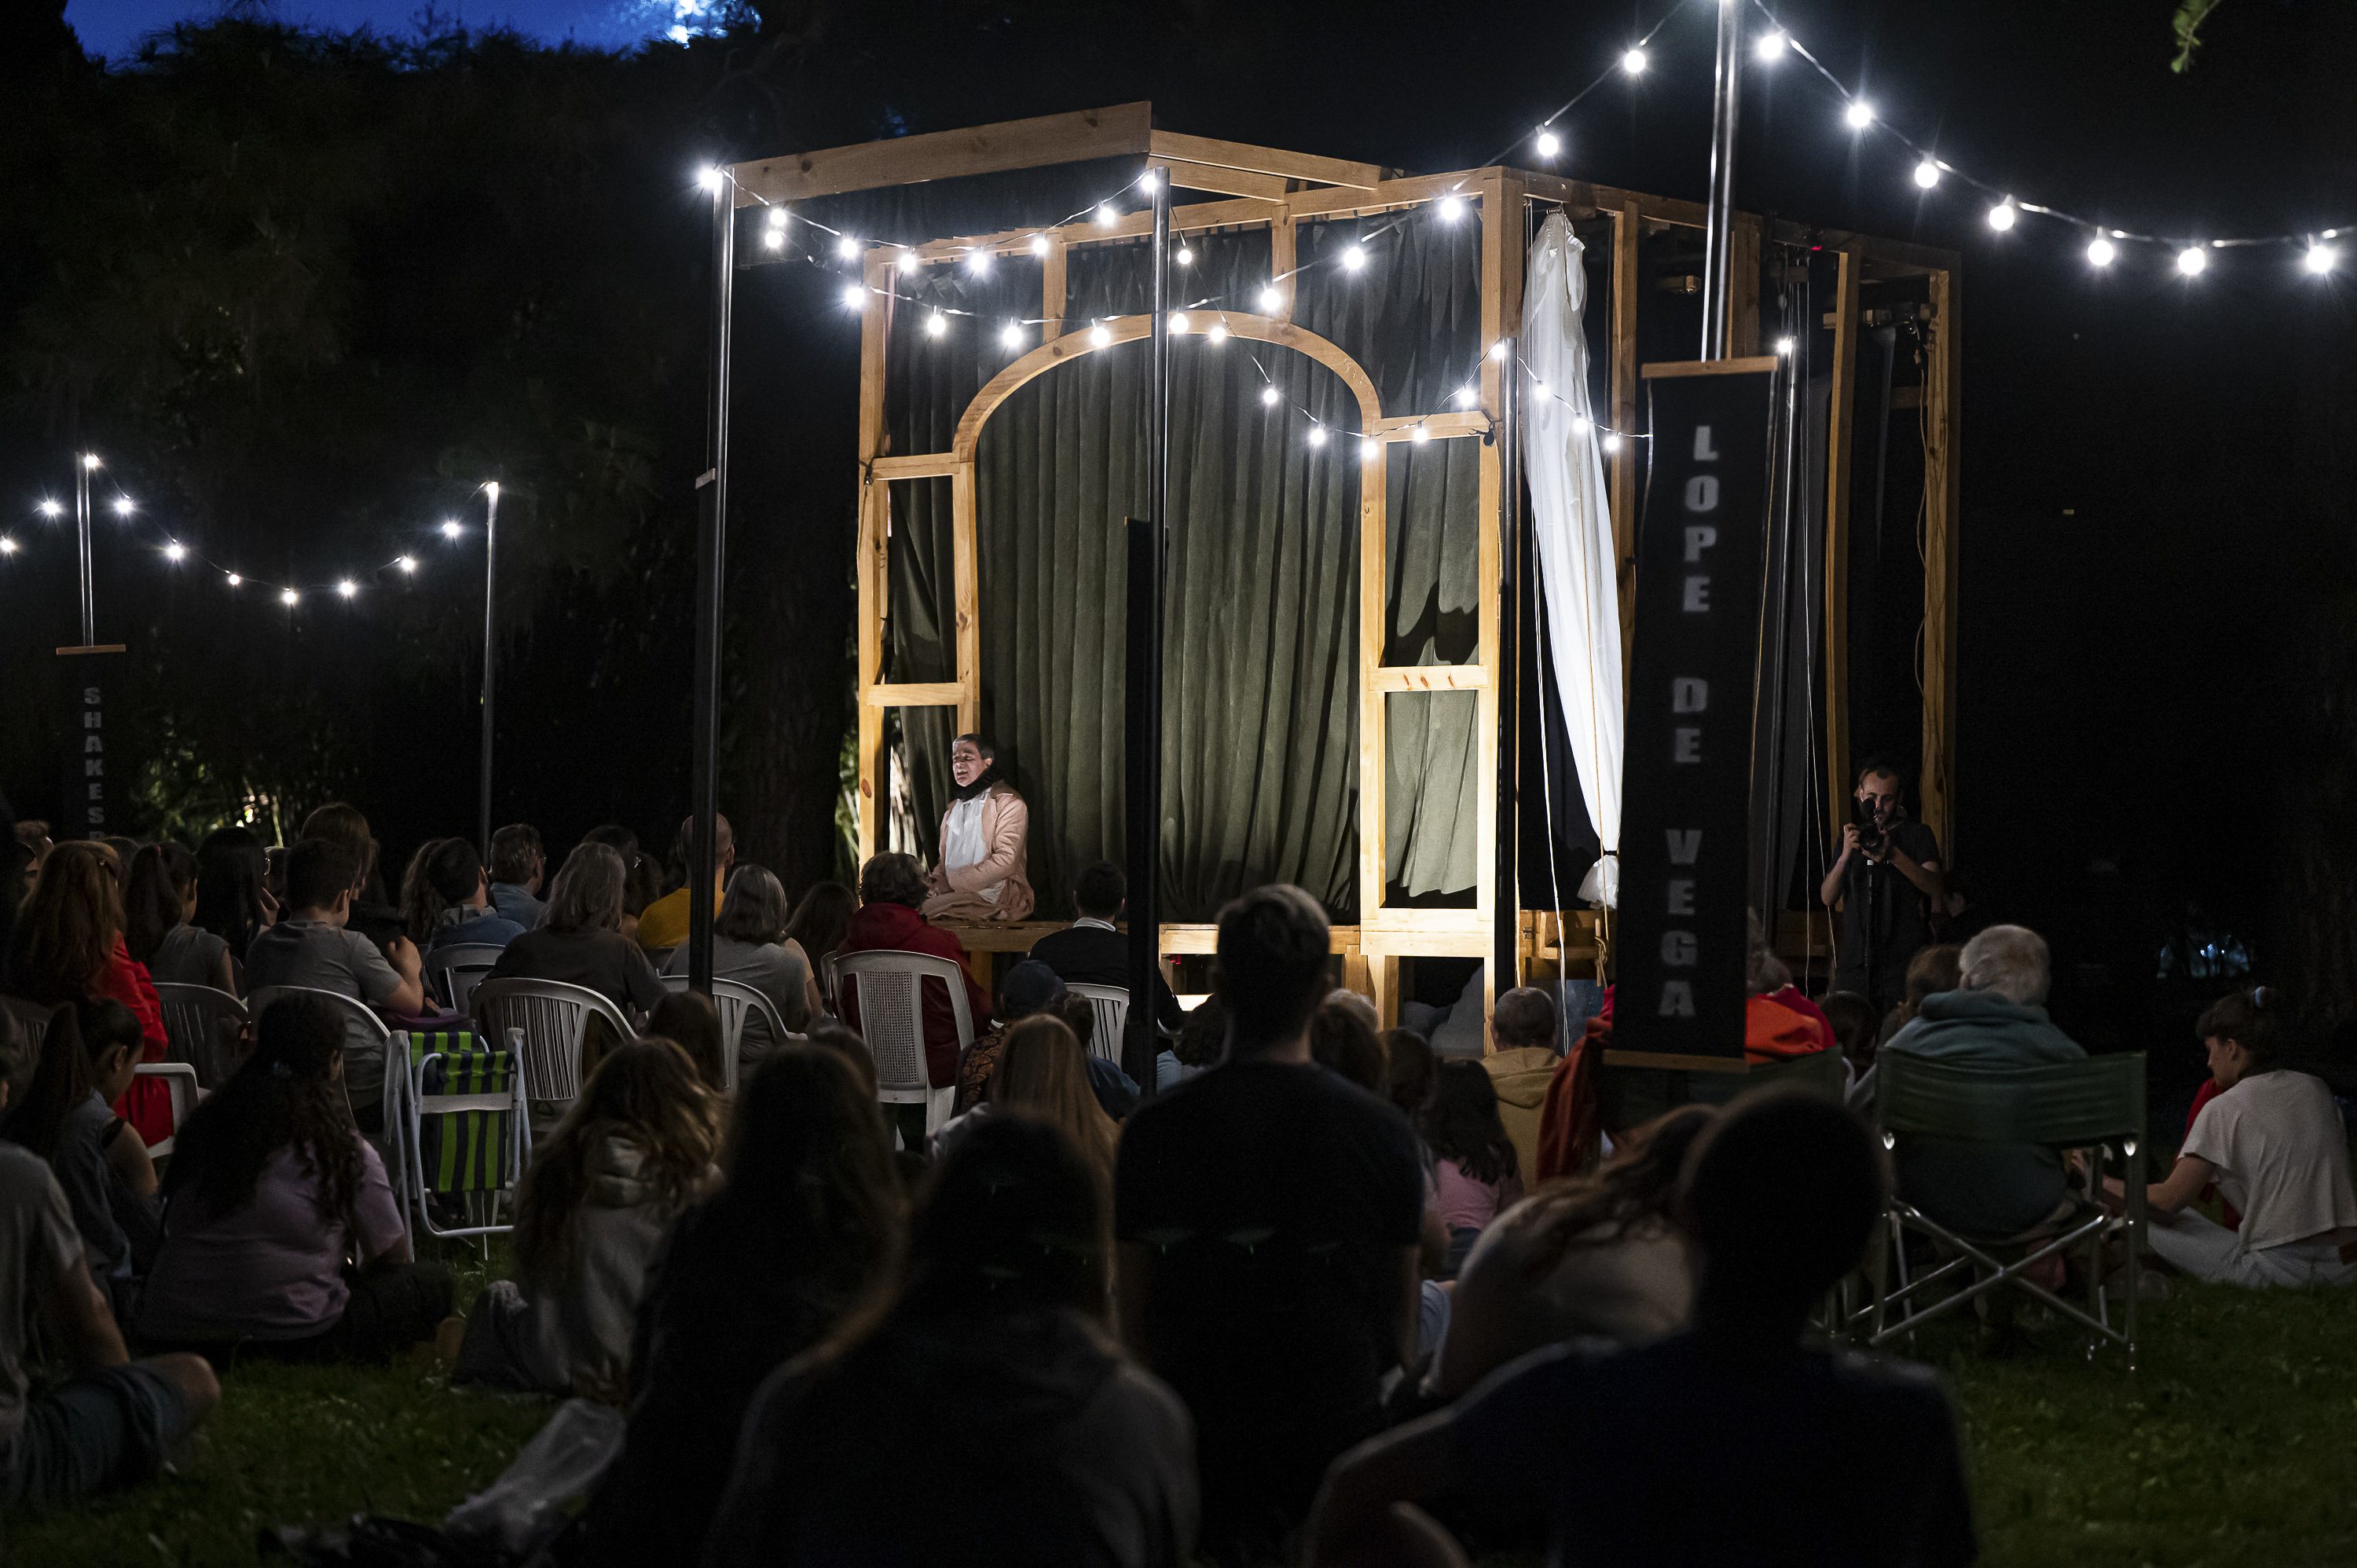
[{"x1": 1818, "y1": 760, "x2": 1945, "y2": 1010}]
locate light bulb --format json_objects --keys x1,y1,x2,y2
[
  {"x1": 842, "y1": 284, "x2": 865, "y2": 311},
  {"x1": 1260, "y1": 385, "x2": 1281, "y2": 407},
  {"x1": 442, "y1": 520, "x2": 463, "y2": 538},
  {"x1": 967, "y1": 250, "x2": 991, "y2": 273},
  {"x1": 1090, "y1": 322, "x2": 1112, "y2": 348},
  {"x1": 1169, "y1": 313, "x2": 1189, "y2": 333},
  {"x1": 1845, "y1": 101, "x2": 1873, "y2": 130},
  {"x1": 1138, "y1": 169, "x2": 1159, "y2": 192},
  {"x1": 1755, "y1": 29, "x2": 1787, "y2": 60},
  {"x1": 1176, "y1": 247, "x2": 1193, "y2": 266},
  {"x1": 1411, "y1": 423, "x2": 1431, "y2": 442},
  {"x1": 2305, "y1": 243, "x2": 2338, "y2": 275},
  {"x1": 1775, "y1": 335, "x2": 1795, "y2": 354},
  {"x1": 1342, "y1": 244, "x2": 1366, "y2": 271},
  {"x1": 761, "y1": 227, "x2": 783, "y2": 251},
  {"x1": 1096, "y1": 203, "x2": 1117, "y2": 227},
  {"x1": 925, "y1": 312, "x2": 947, "y2": 338},
  {"x1": 0, "y1": 537, "x2": 16, "y2": 555},
  {"x1": 164, "y1": 540, "x2": 185, "y2": 561},
  {"x1": 1534, "y1": 127, "x2": 1560, "y2": 159},
  {"x1": 896, "y1": 251, "x2": 919, "y2": 274},
  {"x1": 764, "y1": 206, "x2": 788, "y2": 229},
  {"x1": 1438, "y1": 196, "x2": 1465, "y2": 222},
  {"x1": 112, "y1": 496, "x2": 134, "y2": 515},
  {"x1": 1453, "y1": 386, "x2": 1476, "y2": 408},
  {"x1": 82, "y1": 454, "x2": 102, "y2": 470},
  {"x1": 397, "y1": 555, "x2": 417, "y2": 573},
  {"x1": 1360, "y1": 437, "x2": 1380, "y2": 460},
  {"x1": 1001, "y1": 322, "x2": 1024, "y2": 349},
  {"x1": 225, "y1": 572, "x2": 240, "y2": 586},
  {"x1": 336, "y1": 579, "x2": 357, "y2": 598},
  {"x1": 485, "y1": 481, "x2": 497, "y2": 500},
  {"x1": 1307, "y1": 426, "x2": 1327, "y2": 447},
  {"x1": 696, "y1": 166, "x2": 724, "y2": 192},
  {"x1": 37, "y1": 499, "x2": 61, "y2": 517},
  {"x1": 1490, "y1": 340, "x2": 1509, "y2": 362},
  {"x1": 1602, "y1": 434, "x2": 1622, "y2": 452},
  {"x1": 1568, "y1": 415, "x2": 1587, "y2": 434},
  {"x1": 1030, "y1": 234, "x2": 1050, "y2": 256},
  {"x1": 1259, "y1": 285, "x2": 1283, "y2": 312},
  {"x1": 1205, "y1": 321, "x2": 1228, "y2": 344},
  {"x1": 1913, "y1": 159, "x2": 1941, "y2": 189},
  {"x1": 1533, "y1": 380, "x2": 1549, "y2": 399},
  {"x1": 280, "y1": 588, "x2": 299, "y2": 606},
  {"x1": 837, "y1": 235, "x2": 859, "y2": 259},
  {"x1": 1622, "y1": 46, "x2": 1647, "y2": 75},
  {"x1": 1988, "y1": 201, "x2": 2017, "y2": 231},
  {"x1": 2177, "y1": 246, "x2": 2206, "y2": 276},
  {"x1": 2087, "y1": 236, "x2": 2116, "y2": 267}
]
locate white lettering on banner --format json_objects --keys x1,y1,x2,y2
[
  {"x1": 1661, "y1": 931, "x2": 1697, "y2": 965},
  {"x1": 1673, "y1": 727, "x2": 1701, "y2": 763},
  {"x1": 1666, "y1": 879, "x2": 1695, "y2": 915},
  {"x1": 82, "y1": 712, "x2": 101, "y2": 729},
  {"x1": 1684, "y1": 474, "x2": 1720, "y2": 512},
  {"x1": 1693, "y1": 426, "x2": 1719, "y2": 461},
  {"x1": 84, "y1": 760, "x2": 103, "y2": 778},
  {"x1": 83, "y1": 735, "x2": 101, "y2": 753},
  {"x1": 1683, "y1": 526, "x2": 1717, "y2": 561},
  {"x1": 1660, "y1": 981, "x2": 1697, "y2": 1017},
  {"x1": 1673, "y1": 677, "x2": 1708, "y2": 713},
  {"x1": 88, "y1": 808, "x2": 104, "y2": 826},
  {"x1": 1666, "y1": 830, "x2": 1702, "y2": 863},
  {"x1": 88, "y1": 782, "x2": 103, "y2": 801},
  {"x1": 1682, "y1": 577, "x2": 1710, "y2": 612},
  {"x1": 85, "y1": 687, "x2": 101, "y2": 705}
]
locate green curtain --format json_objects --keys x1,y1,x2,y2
[{"x1": 881, "y1": 192, "x2": 1486, "y2": 921}]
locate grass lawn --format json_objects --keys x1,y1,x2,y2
[{"x1": 7, "y1": 1257, "x2": 2355, "y2": 1566}]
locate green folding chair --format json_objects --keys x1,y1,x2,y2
[
  {"x1": 398, "y1": 1042, "x2": 531, "y2": 1243},
  {"x1": 1865, "y1": 1050, "x2": 2146, "y2": 1371}
]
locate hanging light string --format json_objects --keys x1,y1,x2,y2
[{"x1": 1492, "y1": 0, "x2": 1700, "y2": 170}]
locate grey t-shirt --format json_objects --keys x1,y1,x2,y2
[
  {"x1": 0, "y1": 1142, "x2": 86, "y2": 1456},
  {"x1": 660, "y1": 937, "x2": 812, "y2": 1061},
  {"x1": 245, "y1": 919, "x2": 404, "y2": 1108},
  {"x1": 148, "y1": 923, "x2": 229, "y2": 989}
]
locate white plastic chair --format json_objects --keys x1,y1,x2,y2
[
  {"x1": 470, "y1": 977, "x2": 636, "y2": 1105},
  {"x1": 657, "y1": 976, "x2": 790, "y2": 1094},
  {"x1": 1065, "y1": 983, "x2": 1131, "y2": 1065},
  {"x1": 422, "y1": 943, "x2": 505, "y2": 1017},
  {"x1": 131, "y1": 1062, "x2": 202, "y2": 1160},
  {"x1": 247, "y1": 984, "x2": 407, "y2": 1133},
  {"x1": 828, "y1": 950, "x2": 971, "y2": 1135},
  {"x1": 152, "y1": 982, "x2": 247, "y2": 1089}
]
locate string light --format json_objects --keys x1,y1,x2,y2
[
  {"x1": 1912, "y1": 159, "x2": 1941, "y2": 189},
  {"x1": 1988, "y1": 200, "x2": 2018, "y2": 232},
  {"x1": 1095, "y1": 203, "x2": 1118, "y2": 227},
  {"x1": 1030, "y1": 234, "x2": 1050, "y2": 256},
  {"x1": 1169, "y1": 312, "x2": 1190, "y2": 333},
  {"x1": 896, "y1": 251, "x2": 919, "y2": 274},
  {"x1": 1567, "y1": 415, "x2": 1586, "y2": 434},
  {"x1": 37, "y1": 500, "x2": 61, "y2": 518},
  {"x1": 2306, "y1": 243, "x2": 2339, "y2": 274},
  {"x1": 1259, "y1": 285, "x2": 1283, "y2": 311},
  {"x1": 1490, "y1": 340, "x2": 1510, "y2": 362},
  {"x1": 163, "y1": 540, "x2": 185, "y2": 561},
  {"x1": 2087, "y1": 236, "x2": 2117, "y2": 267},
  {"x1": 925, "y1": 312, "x2": 947, "y2": 338},
  {"x1": 764, "y1": 207, "x2": 788, "y2": 229},
  {"x1": 1844, "y1": 101, "x2": 1874, "y2": 130},
  {"x1": 1438, "y1": 196, "x2": 1467, "y2": 222},
  {"x1": 1177, "y1": 247, "x2": 1194, "y2": 266},
  {"x1": 695, "y1": 167, "x2": 724, "y2": 192},
  {"x1": 1206, "y1": 321, "x2": 1228, "y2": 344},
  {"x1": 1341, "y1": 245, "x2": 1366, "y2": 271},
  {"x1": 225, "y1": 573, "x2": 240, "y2": 587},
  {"x1": 1603, "y1": 434, "x2": 1622, "y2": 452},
  {"x1": 761, "y1": 227, "x2": 784, "y2": 251},
  {"x1": 1260, "y1": 386, "x2": 1281, "y2": 407},
  {"x1": 1360, "y1": 437, "x2": 1380, "y2": 460},
  {"x1": 1454, "y1": 386, "x2": 1477, "y2": 407},
  {"x1": 0, "y1": 537, "x2": 16, "y2": 555},
  {"x1": 842, "y1": 284, "x2": 866, "y2": 310},
  {"x1": 1090, "y1": 321, "x2": 1113, "y2": 347},
  {"x1": 1001, "y1": 321, "x2": 1024, "y2": 349},
  {"x1": 1775, "y1": 335, "x2": 1795, "y2": 354},
  {"x1": 1308, "y1": 425, "x2": 1328, "y2": 447},
  {"x1": 397, "y1": 555, "x2": 417, "y2": 573},
  {"x1": 336, "y1": 579, "x2": 357, "y2": 598},
  {"x1": 1411, "y1": 423, "x2": 1431, "y2": 442},
  {"x1": 837, "y1": 236, "x2": 859, "y2": 259},
  {"x1": 966, "y1": 250, "x2": 991, "y2": 274},
  {"x1": 1138, "y1": 170, "x2": 1159, "y2": 192},
  {"x1": 1534, "y1": 127, "x2": 1561, "y2": 159},
  {"x1": 442, "y1": 520, "x2": 463, "y2": 538},
  {"x1": 2177, "y1": 246, "x2": 2207, "y2": 276},
  {"x1": 1755, "y1": 29, "x2": 1787, "y2": 60},
  {"x1": 82, "y1": 454, "x2": 101, "y2": 471},
  {"x1": 111, "y1": 496, "x2": 134, "y2": 516},
  {"x1": 280, "y1": 588, "x2": 299, "y2": 606},
  {"x1": 1621, "y1": 46, "x2": 1648, "y2": 75}
]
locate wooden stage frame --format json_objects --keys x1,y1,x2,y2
[{"x1": 726, "y1": 103, "x2": 1960, "y2": 1030}]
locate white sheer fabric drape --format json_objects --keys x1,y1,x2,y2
[{"x1": 1520, "y1": 214, "x2": 1624, "y2": 907}]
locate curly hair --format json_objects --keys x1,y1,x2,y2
[
  {"x1": 163, "y1": 994, "x2": 366, "y2": 1232},
  {"x1": 858, "y1": 852, "x2": 930, "y2": 910}
]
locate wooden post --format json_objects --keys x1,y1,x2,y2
[
  {"x1": 1822, "y1": 248, "x2": 1863, "y2": 848},
  {"x1": 952, "y1": 461, "x2": 981, "y2": 732},
  {"x1": 1920, "y1": 268, "x2": 1960, "y2": 854},
  {"x1": 1476, "y1": 171, "x2": 1525, "y2": 1039},
  {"x1": 855, "y1": 252, "x2": 889, "y2": 863},
  {"x1": 1358, "y1": 437, "x2": 1389, "y2": 955},
  {"x1": 1609, "y1": 200, "x2": 1641, "y2": 686},
  {"x1": 1041, "y1": 240, "x2": 1067, "y2": 344},
  {"x1": 1272, "y1": 214, "x2": 1299, "y2": 322}
]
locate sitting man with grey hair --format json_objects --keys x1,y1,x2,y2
[{"x1": 1881, "y1": 924, "x2": 2086, "y2": 1236}]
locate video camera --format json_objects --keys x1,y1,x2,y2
[{"x1": 1852, "y1": 796, "x2": 1890, "y2": 859}]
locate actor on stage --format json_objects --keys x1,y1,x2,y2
[{"x1": 923, "y1": 733, "x2": 1034, "y2": 921}]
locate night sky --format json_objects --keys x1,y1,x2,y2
[{"x1": 66, "y1": 0, "x2": 699, "y2": 57}]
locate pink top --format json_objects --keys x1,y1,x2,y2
[
  {"x1": 1435, "y1": 1157, "x2": 1525, "y2": 1233},
  {"x1": 139, "y1": 1140, "x2": 405, "y2": 1342}
]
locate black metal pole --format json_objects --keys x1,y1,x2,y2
[
  {"x1": 689, "y1": 175, "x2": 735, "y2": 995},
  {"x1": 477, "y1": 480, "x2": 500, "y2": 856},
  {"x1": 1125, "y1": 175, "x2": 1171, "y2": 1094},
  {"x1": 74, "y1": 449, "x2": 95, "y2": 650},
  {"x1": 1700, "y1": 0, "x2": 1743, "y2": 359}
]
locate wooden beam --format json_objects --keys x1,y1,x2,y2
[
  {"x1": 1041, "y1": 238, "x2": 1066, "y2": 344},
  {"x1": 861, "y1": 682, "x2": 964, "y2": 708},
  {"x1": 951, "y1": 461, "x2": 981, "y2": 733},
  {"x1": 1921, "y1": 266, "x2": 1960, "y2": 855},
  {"x1": 1729, "y1": 214, "x2": 1761, "y2": 357},
  {"x1": 1640, "y1": 355, "x2": 1781, "y2": 378},
  {"x1": 855, "y1": 252, "x2": 890, "y2": 865},
  {"x1": 1367, "y1": 412, "x2": 1486, "y2": 439},
  {"x1": 1360, "y1": 440, "x2": 1389, "y2": 928},
  {"x1": 869, "y1": 453, "x2": 959, "y2": 480},
  {"x1": 1360, "y1": 928, "x2": 1497, "y2": 959},
  {"x1": 1610, "y1": 201, "x2": 1640, "y2": 691},
  {"x1": 1369, "y1": 666, "x2": 1487, "y2": 692},
  {"x1": 1518, "y1": 169, "x2": 1710, "y2": 230},
  {"x1": 1823, "y1": 247, "x2": 1863, "y2": 855},
  {"x1": 1150, "y1": 156, "x2": 1291, "y2": 203},
  {"x1": 1272, "y1": 214, "x2": 1298, "y2": 323},
  {"x1": 1765, "y1": 221, "x2": 1960, "y2": 277},
  {"x1": 1158, "y1": 923, "x2": 1361, "y2": 955},
  {"x1": 1147, "y1": 130, "x2": 1384, "y2": 191},
  {"x1": 732, "y1": 102, "x2": 1153, "y2": 205}
]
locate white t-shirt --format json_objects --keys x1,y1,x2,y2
[{"x1": 2182, "y1": 1071, "x2": 2357, "y2": 1251}]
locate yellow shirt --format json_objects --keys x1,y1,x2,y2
[{"x1": 636, "y1": 877, "x2": 725, "y2": 953}]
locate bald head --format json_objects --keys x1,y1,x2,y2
[{"x1": 676, "y1": 814, "x2": 735, "y2": 873}]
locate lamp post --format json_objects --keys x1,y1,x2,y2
[
  {"x1": 478, "y1": 480, "x2": 500, "y2": 855},
  {"x1": 1700, "y1": 0, "x2": 1743, "y2": 359}
]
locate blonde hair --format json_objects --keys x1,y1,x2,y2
[{"x1": 991, "y1": 1015, "x2": 1119, "y2": 1196}]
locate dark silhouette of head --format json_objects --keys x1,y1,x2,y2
[{"x1": 1680, "y1": 1090, "x2": 1884, "y2": 1341}]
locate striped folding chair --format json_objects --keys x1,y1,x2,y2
[{"x1": 398, "y1": 1039, "x2": 530, "y2": 1243}]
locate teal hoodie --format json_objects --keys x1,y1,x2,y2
[{"x1": 1883, "y1": 991, "x2": 2087, "y2": 1236}]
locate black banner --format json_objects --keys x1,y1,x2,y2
[
  {"x1": 58, "y1": 650, "x2": 124, "y2": 841},
  {"x1": 1611, "y1": 363, "x2": 1776, "y2": 1060}
]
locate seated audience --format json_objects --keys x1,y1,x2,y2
[
  {"x1": 397, "y1": 837, "x2": 451, "y2": 947},
  {"x1": 1484, "y1": 987, "x2": 1559, "y2": 1188},
  {"x1": 456, "y1": 1041, "x2": 723, "y2": 1398},
  {"x1": 2121, "y1": 987, "x2": 2357, "y2": 1287},
  {"x1": 138, "y1": 995, "x2": 450, "y2": 1360},
  {"x1": 706, "y1": 1116, "x2": 1196, "y2": 1567},
  {"x1": 488, "y1": 822, "x2": 548, "y2": 929},
  {"x1": 415, "y1": 839, "x2": 528, "y2": 952},
  {"x1": 1384, "y1": 1028, "x2": 1437, "y2": 1121},
  {"x1": 1115, "y1": 885, "x2": 1423, "y2": 1563},
  {"x1": 643, "y1": 989, "x2": 728, "y2": 1091},
  {"x1": 1057, "y1": 992, "x2": 1146, "y2": 1123},
  {"x1": 1879, "y1": 942, "x2": 1964, "y2": 1047},
  {"x1": 936, "y1": 1015, "x2": 1120, "y2": 1200},
  {"x1": 1883, "y1": 925, "x2": 2086, "y2": 1236},
  {"x1": 1430, "y1": 1105, "x2": 1707, "y2": 1399},
  {"x1": 838, "y1": 853, "x2": 992, "y2": 1145},
  {"x1": 1308, "y1": 1092, "x2": 1975, "y2": 1568},
  {"x1": 1424, "y1": 1061, "x2": 1526, "y2": 1278},
  {"x1": 1311, "y1": 995, "x2": 1389, "y2": 1093},
  {"x1": 1821, "y1": 989, "x2": 1881, "y2": 1080},
  {"x1": 580, "y1": 826, "x2": 663, "y2": 946},
  {"x1": 124, "y1": 844, "x2": 234, "y2": 993},
  {"x1": 14, "y1": 820, "x2": 53, "y2": 904},
  {"x1": 578, "y1": 1046, "x2": 901, "y2": 1566},
  {"x1": 1161, "y1": 994, "x2": 1226, "y2": 1091},
  {"x1": 1744, "y1": 912, "x2": 1836, "y2": 1061},
  {"x1": 0, "y1": 1000, "x2": 159, "y2": 1319},
  {"x1": 1025, "y1": 859, "x2": 1185, "y2": 1031},
  {"x1": 659, "y1": 864, "x2": 817, "y2": 1062},
  {"x1": 6, "y1": 840, "x2": 174, "y2": 1146},
  {"x1": 299, "y1": 803, "x2": 402, "y2": 962},
  {"x1": 243, "y1": 838, "x2": 424, "y2": 1122},
  {"x1": 636, "y1": 815, "x2": 734, "y2": 955},
  {"x1": 783, "y1": 879, "x2": 857, "y2": 1015},
  {"x1": 192, "y1": 826, "x2": 273, "y2": 987},
  {"x1": 954, "y1": 960, "x2": 1066, "y2": 1114},
  {"x1": 0, "y1": 1009, "x2": 219, "y2": 1508},
  {"x1": 488, "y1": 844, "x2": 666, "y2": 1018}
]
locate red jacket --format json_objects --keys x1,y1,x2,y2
[
  {"x1": 835, "y1": 903, "x2": 991, "y2": 1089},
  {"x1": 98, "y1": 937, "x2": 173, "y2": 1145}
]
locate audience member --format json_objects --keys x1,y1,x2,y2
[
  {"x1": 124, "y1": 844, "x2": 234, "y2": 994},
  {"x1": 138, "y1": 995, "x2": 450, "y2": 1360},
  {"x1": 939, "y1": 1015, "x2": 1120, "y2": 1198},
  {"x1": 1384, "y1": 1028, "x2": 1437, "y2": 1121},
  {"x1": 1163, "y1": 994, "x2": 1226, "y2": 1091},
  {"x1": 1822, "y1": 987, "x2": 1884, "y2": 1112},
  {"x1": 191, "y1": 827, "x2": 273, "y2": 985},
  {"x1": 706, "y1": 1115, "x2": 1195, "y2": 1567},
  {"x1": 243, "y1": 838, "x2": 424, "y2": 1122},
  {"x1": 643, "y1": 990, "x2": 728, "y2": 1091},
  {"x1": 456, "y1": 1041, "x2": 722, "y2": 1397},
  {"x1": 1743, "y1": 911, "x2": 1836, "y2": 1061},
  {"x1": 783, "y1": 880, "x2": 856, "y2": 1014},
  {"x1": 1115, "y1": 885, "x2": 1424, "y2": 1562},
  {"x1": 1423, "y1": 1061, "x2": 1526, "y2": 1278},
  {"x1": 396, "y1": 837, "x2": 452, "y2": 947},
  {"x1": 637, "y1": 815, "x2": 734, "y2": 955},
  {"x1": 805, "y1": 1023, "x2": 878, "y2": 1094},
  {"x1": 1025, "y1": 860, "x2": 1184, "y2": 1031},
  {"x1": 1484, "y1": 987, "x2": 1559, "y2": 1187},
  {"x1": 1430, "y1": 1105, "x2": 1706, "y2": 1399},
  {"x1": 14, "y1": 820, "x2": 54, "y2": 905},
  {"x1": 299, "y1": 804, "x2": 402, "y2": 962},
  {"x1": 5, "y1": 841, "x2": 174, "y2": 1146},
  {"x1": 1883, "y1": 925, "x2": 2086, "y2": 1237},
  {"x1": 489, "y1": 844, "x2": 666, "y2": 1017},
  {"x1": 838, "y1": 853, "x2": 991, "y2": 1146},
  {"x1": 580, "y1": 826, "x2": 661, "y2": 944},
  {"x1": 415, "y1": 839, "x2": 528, "y2": 953},
  {"x1": 101, "y1": 837, "x2": 141, "y2": 888},
  {"x1": 1308, "y1": 1092, "x2": 1975, "y2": 1568},
  {"x1": 0, "y1": 999, "x2": 159, "y2": 1319},
  {"x1": 1879, "y1": 942, "x2": 1964, "y2": 1047},
  {"x1": 954, "y1": 959, "x2": 1066, "y2": 1114},
  {"x1": 659, "y1": 864, "x2": 817, "y2": 1063},
  {"x1": 1054, "y1": 991, "x2": 1146, "y2": 1123},
  {"x1": 0, "y1": 1009, "x2": 219, "y2": 1508},
  {"x1": 579, "y1": 1046, "x2": 901, "y2": 1566},
  {"x1": 2118, "y1": 987, "x2": 2357, "y2": 1287},
  {"x1": 1311, "y1": 995, "x2": 1388, "y2": 1093},
  {"x1": 488, "y1": 823, "x2": 548, "y2": 929}
]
